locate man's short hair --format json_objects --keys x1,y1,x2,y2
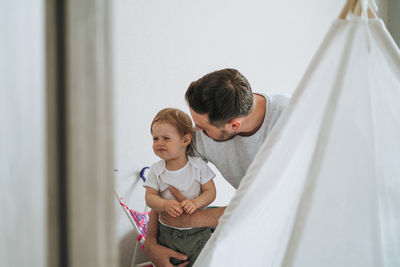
[{"x1": 185, "y1": 68, "x2": 254, "y2": 127}]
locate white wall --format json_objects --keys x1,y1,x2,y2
[
  {"x1": 0, "y1": 1, "x2": 47, "y2": 267},
  {"x1": 113, "y1": 0, "x2": 348, "y2": 265}
]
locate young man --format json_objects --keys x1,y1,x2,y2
[{"x1": 144, "y1": 68, "x2": 289, "y2": 267}]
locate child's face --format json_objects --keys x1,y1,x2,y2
[{"x1": 151, "y1": 121, "x2": 190, "y2": 161}]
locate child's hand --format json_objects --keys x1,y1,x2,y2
[
  {"x1": 181, "y1": 200, "x2": 197, "y2": 215},
  {"x1": 164, "y1": 200, "x2": 183, "y2": 217}
]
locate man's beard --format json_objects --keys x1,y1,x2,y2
[{"x1": 203, "y1": 130, "x2": 237, "y2": 142}]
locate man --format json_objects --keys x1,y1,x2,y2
[{"x1": 144, "y1": 68, "x2": 289, "y2": 267}]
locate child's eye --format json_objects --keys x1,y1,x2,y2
[
  {"x1": 164, "y1": 137, "x2": 170, "y2": 140},
  {"x1": 153, "y1": 137, "x2": 158, "y2": 141}
]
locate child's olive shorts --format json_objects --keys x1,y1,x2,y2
[{"x1": 158, "y1": 223, "x2": 211, "y2": 267}]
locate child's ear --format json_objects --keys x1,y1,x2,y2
[{"x1": 183, "y1": 134, "x2": 192, "y2": 146}]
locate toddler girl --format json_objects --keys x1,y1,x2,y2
[{"x1": 144, "y1": 108, "x2": 216, "y2": 266}]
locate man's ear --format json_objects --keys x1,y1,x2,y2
[
  {"x1": 229, "y1": 119, "x2": 241, "y2": 131},
  {"x1": 183, "y1": 133, "x2": 192, "y2": 146}
]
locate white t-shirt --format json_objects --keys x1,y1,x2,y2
[
  {"x1": 193, "y1": 93, "x2": 289, "y2": 189},
  {"x1": 144, "y1": 156, "x2": 215, "y2": 200}
]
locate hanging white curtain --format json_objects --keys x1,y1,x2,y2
[{"x1": 194, "y1": 11, "x2": 400, "y2": 267}]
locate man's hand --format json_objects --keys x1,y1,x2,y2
[
  {"x1": 181, "y1": 199, "x2": 197, "y2": 215},
  {"x1": 144, "y1": 238, "x2": 189, "y2": 267},
  {"x1": 164, "y1": 199, "x2": 182, "y2": 217}
]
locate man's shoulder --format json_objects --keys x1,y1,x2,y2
[
  {"x1": 270, "y1": 94, "x2": 290, "y2": 111},
  {"x1": 255, "y1": 92, "x2": 290, "y2": 108},
  {"x1": 255, "y1": 91, "x2": 290, "y2": 117},
  {"x1": 254, "y1": 92, "x2": 290, "y2": 133},
  {"x1": 271, "y1": 93, "x2": 290, "y2": 103}
]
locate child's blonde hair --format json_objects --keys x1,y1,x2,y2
[{"x1": 151, "y1": 108, "x2": 194, "y2": 156}]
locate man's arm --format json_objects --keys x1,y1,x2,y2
[
  {"x1": 160, "y1": 206, "x2": 226, "y2": 228},
  {"x1": 163, "y1": 186, "x2": 226, "y2": 228},
  {"x1": 143, "y1": 209, "x2": 189, "y2": 267}
]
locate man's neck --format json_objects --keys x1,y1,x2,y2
[{"x1": 238, "y1": 94, "x2": 266, "y2": 137}]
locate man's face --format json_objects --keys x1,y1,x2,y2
[{"x1": 189, "y1": 108, "x2": 237, "y2": 142}]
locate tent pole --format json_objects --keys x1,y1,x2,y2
[{"x1": 338, "y1": 0, "x2": 377, "y2": 19}]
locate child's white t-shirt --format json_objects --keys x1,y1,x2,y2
[{"x1": 144, "y1": 156, "x2": 215, "y2": 201}]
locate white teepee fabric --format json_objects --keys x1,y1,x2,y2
[{"x1": 194, "y1": 16, "x2": 400, "y2": 267}]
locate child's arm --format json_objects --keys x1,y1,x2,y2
[
  {"x1": 145, "y1": 187, "x2": 183, "y2": 217},
  {"x1": 181, "y1": 179, "x2": 216, "y2": 214}
]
